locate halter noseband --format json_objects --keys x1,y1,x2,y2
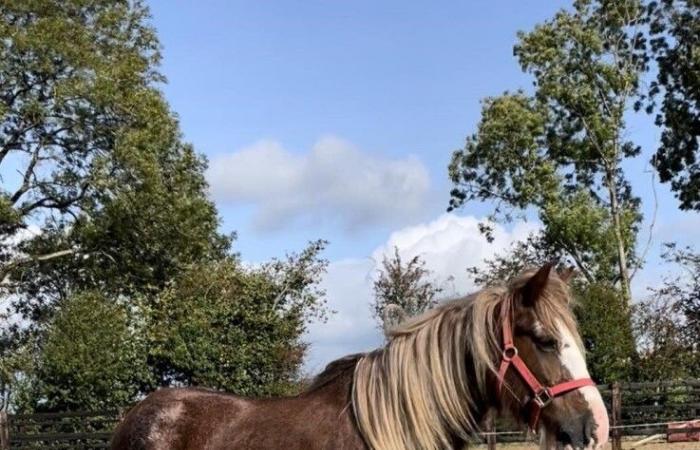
[{"x1": 496, "y1": 297, "x2": 595, "y2": 431}]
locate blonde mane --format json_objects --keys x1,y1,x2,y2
[{"x1": 351, "y1": 270, "x2": 578, "y2": 450}]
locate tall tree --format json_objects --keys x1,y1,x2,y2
[
  {"x1": 0, "y1": 0, "x2": 232, "y2": 318},
  {"x1": 449, "y1": 0, "x2": 648, "y2": 305},
  {"x1": 0, "y1": 0, "x2": 332, "y2": 412},
  {"x1": 372, "y1": 248, "x2": 441, "y2": 332},
  {"x1": 0, "y1": 0, "x2": 234, "y2": 292},
  {"x1": 646, "y1": 0, "x2": 700, "y2": 209}
]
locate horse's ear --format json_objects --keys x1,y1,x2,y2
[
  {"x1": 559, "y1": 266, "x2": 576, "y2": 283},
  {"x1": 521, "y1": 261, "x2": 557, "y2": 307}
]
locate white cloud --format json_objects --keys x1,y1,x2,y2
[
  {"x1": 207, "y1": 136, "x2": 431, "y2": 231},
  {"x1": 304, "y1": 213, "x2": 540, "y2": 371},
  {"x1": 372, "y1": 214, "x2": 539, "y2": 295}
]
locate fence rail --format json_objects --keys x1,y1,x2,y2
[
  {"x1": 481, "y1": 379, "x2": 700, "y2": 449},
  {"x1": 0, "y1": 380, "x2": 698, "y2": 449},
  {"x1": 1, "y1": 410, "x2": 119, "y2": 449}
]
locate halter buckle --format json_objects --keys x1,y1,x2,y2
[{"x1": 533, "y1": 388, "x2": 553, "y2": 408}]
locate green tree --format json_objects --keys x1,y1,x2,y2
[
  {"x1": 575, "y1": 282, "x2": 637, "y2": 381},
  {"x1": 465, "y1": 234, "x2": 556, "y2": 286},
  {"x1": 0, "y1": 0, "x2": 334, "y2": 412},
  {"x1": 371, "y1": 248, "x2": 441, "y2": 332},
  {"x1": 0, "y1": 0, "x2": 232, "y2": 301},
  {"x1": 449, "y1": 0, "x2": 649, "y2": 306},
  {"x1": 1, "y1": 0, "x2": 160, "y2": 270},
  {"x1": 12, "y1": 142, "x2": 231, "y2": 322},
  {"x1": 13, "y1": 291, "x2": 150, "y2": 412},
  {"x1": 646, "y1": 0, "x2": 700, "y2": 209},
  {"x1": 147, "y1": 241, "x2": 329, "y2": 396},
  {"x1": 631, "y1": 243, "x2": 700, "y2": 379},
  {"x1": 632, "y1": 294, "x2": 693, "y2": 381},
  {"x1": 0, "y1": 0, "x2": 233, "y2": 407}
]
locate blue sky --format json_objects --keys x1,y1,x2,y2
[
  {"x1": 146, "y1": 1, "x2": 700, "y2": 370},
  {"x1": 147, "y1": 0, "x2": 576, "y2": 258}
]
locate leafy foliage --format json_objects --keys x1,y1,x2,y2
[
  {"x1": 574, "y1": 282, "x2": 637, "y2": 382},
  {"x1": 146, "y1": 241, "x2": 329, "y2": 396},
  {"x1": 632, "y1": 243, "x2": 700, "y2": 380},
  {"x1": 11, "y1": 142, "x2": 231, "y2": 323},
  {"x1": 13, "y1": 292, "x2": 150, "y2": 412},
  {"x1": 0, "y1": 0, "x2": 331, "y2": 412},
  {"x1": 449, "y1": 0, "x2": 649, "y2": 302},
  {"x1": 372, "y1": 247, "x2": 441, "y2": 332},
  {"x1": 646, "y1": 0, "x2": 700, "y2": 209},
  {"x1": 0, "y1": 0, "x2": 231, "y2": 304},
  {"x1": 1, "y1": 0, "x2": 162, "y2": 256}
]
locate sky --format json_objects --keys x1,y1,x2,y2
[{"x1": 146, "y1": 0, "x2": 700, "y2": 372}]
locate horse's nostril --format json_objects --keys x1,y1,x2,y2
[
  {"x1": 556, "y1": 415, "x2": 597, "y2": 449},
  {"x1": 556, "y1": 429, "x2": 573, "y2": 445}
]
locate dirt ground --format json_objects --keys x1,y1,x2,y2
[{"x1": 471, "y1": 440, "x2": 700, "y2": 449}]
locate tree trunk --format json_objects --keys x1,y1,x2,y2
[{"x1": 605, "y1": 168, "x2": 632, "y2": 306}]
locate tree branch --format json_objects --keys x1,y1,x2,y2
[
  {"x1": 9, "y1": 147, "x2": 41, "y2": 204},
  {"x1": 0, "y1": 248, "x2": 76, "y2": 284}
]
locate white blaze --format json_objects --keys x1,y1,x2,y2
[{"x1": 557, "y1": 320, "x2": 609, "y2": 449}]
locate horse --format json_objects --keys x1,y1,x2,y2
[{"x1": 110, "y1": 262, "x2": 609, "y2": 450}]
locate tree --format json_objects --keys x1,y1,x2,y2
[
  {"x1": 0, "y1": 0, "x2": 332, "y2": 412},
  {"x1": 631, "y1": 243, "x2": 700, "y2": 379},
  {"x1": 632, "y1": 294, "x2": 693, "y2": 381},
  {"x1": 575, "y1": 282, "x2": 637, "y2": 381},
  {"x1": 646, "y1": 0, "x2": 700, "y2": 209},
  {"x1": 371, "y1": 248, "x2": 441, "y2": 332},
  {"x1": 147, "y1": 241, "x2": 329, "y2": 396},
  {"x1": 449, "y1": 0, "x2": 649, "y2": 306},
  {"x1": 10, "y1": 143, "x2": 231, "y2": 323},
  {"x1": 0, "y1": 0, "x2": 234, "y2": 292},
  {"x1": 0, "y1": 0, "x2": 234, "y2": 405},
  {"x1": 465, "y1": 234, "x2": 556, "y2": 286},
  {"x1": 12, "y1": 291, "x2": 150, "y2": 412}
]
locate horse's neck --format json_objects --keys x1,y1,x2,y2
[{"x1": 302, "y1": 363, "x2": 356, "y2": 408}]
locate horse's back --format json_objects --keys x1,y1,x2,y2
[
  {"x1": 110, "y1": 385, "x2": 366, "y2": 450},
  {"x1": 110, "y1": 387, "x2": 249, "y2": 450}
]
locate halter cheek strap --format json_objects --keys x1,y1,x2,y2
[{"x1": 496, "y1": 299, "x2": 595, "y2": 431}]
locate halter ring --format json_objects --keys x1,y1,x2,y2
[{"x1": 502, "y1": 345, "x2": 518, "y2": 361}]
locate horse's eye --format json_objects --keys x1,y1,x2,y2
[{"x1": 535, "y1": 338, "x2": 559, "y2": 353}]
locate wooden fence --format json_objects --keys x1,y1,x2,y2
[
  {"x1": 0, "y1": 380, "x2": 697, "y2": 449},
  {"x1": 0, "y1": 410, "x2": 118, "y2": 449},
  {"x1": 482, "y1": 379, "x2": 700, "y2": 449}
]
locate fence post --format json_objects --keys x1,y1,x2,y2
[
  {"x1": 611, "y1": 382, "x2": 622, "y2": 450},
  {"x1": 485, "y1": 412, "x2": 496, "y2": 450},
  {"x1": 0, "y1": 411, "x2": 9, "y2": 450}
]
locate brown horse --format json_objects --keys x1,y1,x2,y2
[{"x1": 110, "y1": 263, "x2": 608, "y2": 450}]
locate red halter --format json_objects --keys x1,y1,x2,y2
[{"x1": 496, "y1": 298, "x2": 595, "y2": 431}]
